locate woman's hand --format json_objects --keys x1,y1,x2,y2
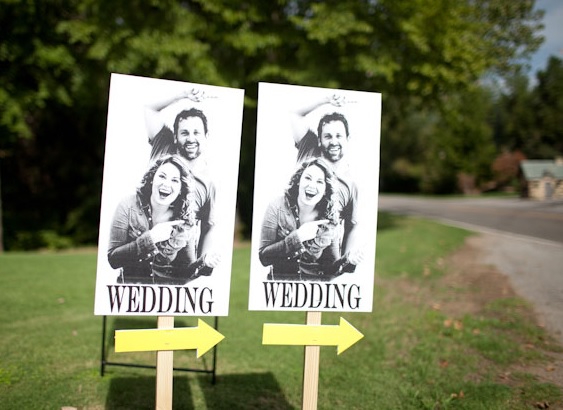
[
  {"x1": 296, "y1": 219, "x2": 329, "y2": 243},
  {"x1": 149, "y1": 220, "x2": 184, "y2": 244}
]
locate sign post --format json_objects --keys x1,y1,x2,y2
[
  {"x1": 249, "y1": 82, "x2": 381, "y2": 409},
  {"x1": 302, "y1": 312, "x2": 322, "y2": 410},
  {"x1": 156, "y1": 316, "x2": 174, "y2": 410},
  {"x1": 94, "y1": 74, "x2": 244, "y2": 408},
  {"x1": 113, "y1": 316, "x2": 225, "y2": 409}
]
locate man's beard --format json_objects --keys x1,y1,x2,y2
[
  {"x1": 321, "y1": 144, "x2": 343, "y2": 162},
  {"x1": 178, "y1": 141, "x2": 201, "y2": 160}
]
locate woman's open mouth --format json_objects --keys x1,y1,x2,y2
[
  {"x1": 304, "y1": 190, "x2": 318, "y2": 200},
  {"x1": 158, "y1": 188, "x2": 172, "y2": 200}
]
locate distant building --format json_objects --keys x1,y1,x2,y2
[{"x1": 520, "y1": 158, "x2": 563, "y2": 200}]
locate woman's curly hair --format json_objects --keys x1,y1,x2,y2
[
  {"x1": 137, "y1": 154, "x2": 196, "y2": 226},
  {"x1": 285, "y1": 157, "x2": 338, "y2": 223}
]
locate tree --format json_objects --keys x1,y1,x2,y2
[
  {"x1": 534, "y1": 56, "x2": 563, "y2": 158},
  {"x1": 491, "y1": 149, "x2": 526, "y2": 189},
  {"x1": 1, "y1": 0, "x2": 89, "y2": 249},
  {"x1": 422, "y1": 86, "x2": 497, "y2": 193},
  {"x1": 493, "y1": 71, "x2": 537, "y2": 153},
  {"x1": 0, "y1": 0, "x2": 545, "y2": 248},
  {"x1": 364, "y1": 0, "x2": 543, "y2": 192},
  {"x1": 491, "y1": 56, "x2": 563, "y2": 160}
]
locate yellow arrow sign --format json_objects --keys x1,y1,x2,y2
[
  {"x1": 115, "y1": 319, "x2": 224, "y2": 358},
  {"x1": 262, "y1": 317, "x2": 364, "y2": 355}
]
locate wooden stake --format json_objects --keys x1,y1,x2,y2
[
  {"x1": 302, "y1": 311, "x2": 322, "y2": 410},
  {"x1": 156, "y1": 316, "x2": 174, "y2": 410}
]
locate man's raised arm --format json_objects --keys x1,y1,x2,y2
[
  {"x1": 289, "y1": 94, "x2": 346, "y2": 144},
  {"x1": 144, "y1": 89, "x2": 206, "y2": 143}
]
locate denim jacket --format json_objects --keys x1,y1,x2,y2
[
  {"x1": 107, "y1": 195, "x2": 202, "y2": 284},
  {"x1": 258, "y1": 195, "x2": 350, "y2": 281}
]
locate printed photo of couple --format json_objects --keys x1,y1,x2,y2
[
  {"x1": 94, "y1": 74, "x2": 244, "y2": 316},
  {"x1": 248, "y1": 83, "x2": 381, "y2": 312}
]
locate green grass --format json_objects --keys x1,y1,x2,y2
[
  {"x1": 0, "y1": 213, "x2": 561, "y2": 409},
  {"x1": 376, "y1": 214, "x2": 469, "y2": 279}
]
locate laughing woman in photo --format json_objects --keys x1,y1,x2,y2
[
  {"x1": 259, "y1": 157, "x2": 355, "y2": 281},
  {"x1": 107, "y1": 154, "x2": 210, "y2": 285}
]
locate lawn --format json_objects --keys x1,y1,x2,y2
[{"x1": 0, "y1": 213, "x2": 561, "y2": 409}]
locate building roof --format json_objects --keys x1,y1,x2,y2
[{"x1": 520, "y1": 160, "x2": 563, "y2": 180}]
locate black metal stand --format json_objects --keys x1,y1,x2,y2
[{"x1": 100, "y1": 316, "x2": 219, "y2": 384}]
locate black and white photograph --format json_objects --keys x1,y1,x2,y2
[
  {"x1": 248, "y1": 83, "x2": 381, "y2": 312},
  {"x1": 94, "y1": 74, "x2": 244, "y2": 316}
]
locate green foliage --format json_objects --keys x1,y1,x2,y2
[
  {"x1": 0, "y1": 0, "x2": 76, "y2": 139},
  {"x1": 10, "y1": 229, "x2": 74, "y2": 251},
  {"x1": 0, "y1": 0, "x2": 547, "y2": 247},
  {"x1": 493, "y1": 72, "x2": 537, "y2": 153},
  {"x1": 426, "y1": 87, "x2": 497, "y2": 193},
  {"x1": 534, "y1": 56, "x2": 563, "y2": 157},
  {"x1": 492, "y1": 56, "x2": 563, "y2": 161},
  {"x1": 381, "y1": 86, "x2": 499, "y2": 194}
]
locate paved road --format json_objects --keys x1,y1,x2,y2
[
  {"x1": 379, "y1": 195, "x2": 563, "y2": 343},
  {"x1": 379, "y1": 195, "x2": 563, "y2": 244}
]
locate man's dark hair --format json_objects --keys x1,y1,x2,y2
[
  {"x1": 174, "y1": 108, "x2": 208, "y2": 136},
  {"x1": 317, "y1": 112, "x2": 349, "y2": 139}
]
